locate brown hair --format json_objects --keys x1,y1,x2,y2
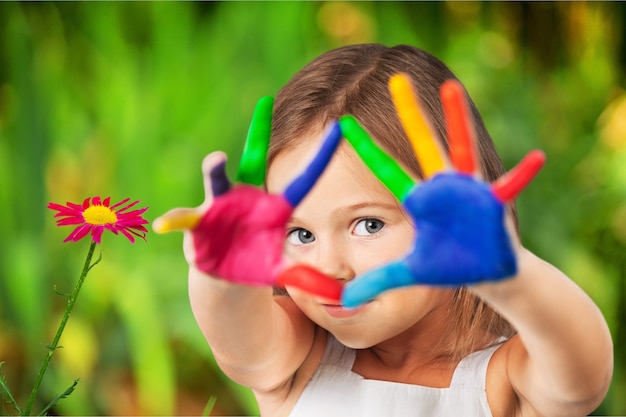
[{"x1": 269, "y1": 44, "x2": 516, "y2": 360}]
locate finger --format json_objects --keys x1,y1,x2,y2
[
  {"x1": 153, "y1": 152, "x2": 230, "y2": 233},
  {"x1": 339, "y1": 115, "x2": 416, "y2": 202},
  {"x1": 275, "y1": 265, "x2": 343, "y2": 302},
  {"x1": 153, "y1": 207, "x2": 202, "y2": 233},
  {"x1": 202, "y1": 151, "x2": 231, "y2": 201},
  {"x1": 389, "y1": 73, "x2": 447, "y2": 178},
  {"x1": 341, "y1": 261, "x2": 415, "y2": 308},
  {"x1": 283, "y1": 122, "x2": 342, "y2": 207},
  {"x1": 440, "y1": 79, "x2": 478, "y2": 176},
  {"x1": 491, "y1": 150, "x2": 546, "y2": 203},
  {"x1": 236, "y1": 96, "x2": 274, "y2": 186}
]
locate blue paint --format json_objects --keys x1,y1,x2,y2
[
  {"x1": 210, "y1": 161, "x2": 231, "y2": 197},
  {"x1": 283, "y1": 122, "x2": 342, "y2": 207},
  {"x1": 342, "y1": 173, "x2": 517, "y2": 308}
]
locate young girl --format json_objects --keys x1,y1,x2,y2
[{"x1": 154, "y1": 44, "x2": 613, "y2": 417}]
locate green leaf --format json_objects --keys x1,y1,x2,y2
[
  {"x1": 87, "y1": 251, "x2": 103, "y2": 273},
  {"x1": 0, "y1": 362, "x2": 22, "y2": 415},
  {"x1": 37, "y1": 379, "x2": 79, "y2": 416}
]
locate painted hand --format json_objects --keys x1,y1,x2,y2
[
  {"x1": 339, "y1": 74, "x2": 546, "y2": 307},
  {"x1": 153, "y1": 97, "x2": 343, "y2": 301}
]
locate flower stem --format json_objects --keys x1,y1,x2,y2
[{"x1": 23, "y1": 241, "x2": 97, "y2": 416}]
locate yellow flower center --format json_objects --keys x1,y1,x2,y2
[{"x1": 83, "y1": 205, "x2": 118, "y2": 225}]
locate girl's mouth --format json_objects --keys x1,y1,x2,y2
[{"x1": 322, "y1": 302, "x2": 370, "y2": 319}]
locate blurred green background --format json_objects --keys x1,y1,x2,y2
[{"x1": 0, "y1": 1, "x2": 625, "y2": 415}]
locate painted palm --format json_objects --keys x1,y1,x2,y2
[
  {"x1": 153, "y1": 97, "x2": 343, "y2": 301},
  {"x1": 340, "y1": 74, "x2": 546, "y2": 308}
]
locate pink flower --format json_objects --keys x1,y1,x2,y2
[{"x1": 48, "y1": 196, "x2": 149, "y2": 244}]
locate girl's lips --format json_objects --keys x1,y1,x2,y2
[{"x1": 322, "y1": 303, "x2": 369, "y2": 319}]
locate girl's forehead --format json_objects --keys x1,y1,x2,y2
[{"x1": 266, "y1": 139, "x2": 366, "y2": 194}]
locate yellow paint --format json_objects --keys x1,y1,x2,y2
[
  {"x1": 152, "y1": 210, "x2": 200, "y2": 233},
  {"x1": 389, "y1": 73, "x2": 445, "y2": 178}
]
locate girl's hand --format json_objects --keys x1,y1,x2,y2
[
  {"x1": 339, "y1": 74, "x2": 546, "y2": 307},
  {"x1": 153, "y1": 97, "x2": 343, "y2": 302}
]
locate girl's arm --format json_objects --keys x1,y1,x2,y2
[
  {"x1": 187, "y1": 266, "x2": 316, "y2": 393},
  {"x1": 472, "y1": 248, "x2": 613, "y2": 417},
  {"x1": 153, "y1": 99, "x2": 343, "y2": 394},
  {"x1": 339, "y1": 76, "x2": 613, "y2": 415}
]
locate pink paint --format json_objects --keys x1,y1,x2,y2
[{"x1": 192, "y1": 185, "x2": 292, "y2": 286}]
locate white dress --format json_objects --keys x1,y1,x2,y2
[{"x1": 288, "y1": 334, "x2": 504, "y2": 417}]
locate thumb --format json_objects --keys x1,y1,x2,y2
[
  {"x1": 152, "y1": 207, "x2": 202, "y2": 233},
  {"x1": 202, "y1": 151, "x2": 231, "y2": 202},
  {"x1": 152, "y1": 151, "x2": 232, "y2": 233}
]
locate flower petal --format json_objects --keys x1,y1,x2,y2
[
  {"x1": 67, "y1": 202, "x2": 83, "y2": 210},
  {"x1": 110, "y1": 198, "x2": 131, "y2": 210},
  {"x1": 116, "y1": 217, "x2": 149, "y2": 227},
  {"x1": 66, "y1": 224, "x2": 92, "y2": 242},
  {"x1": 114, "y1": 200, "x2": 141, "y2": 214},
  {"x1": 63, "y1": 226, "x2": 82, "y2": 243},
  {"x1": 48, "y1": 203, "x2": 81, "y2": 217},
  {"x1": 118, "y1": 207, "x2": 149, "y2": 218},
  {"x1": 56, "y1": 217, "x2": 86, "y2": 226},
  {"x1": 118, "y1": 227, "x2": 137, "y2": 243},
  {"x1": 91, "y1": 226, "x2": 104, "y2": 244}
]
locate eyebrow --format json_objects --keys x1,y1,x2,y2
[
  {"x1": 339, "y1": 201, "x2": 401, "y2": 213},
  {"x1": 288, "y1": 200, "x2": 403, "y2": 227}
]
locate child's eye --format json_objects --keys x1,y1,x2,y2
[
  {"x1": 287, "y1": 228, "x2": 316, "y2": 245},
  {"x1": 353, "y1": 218, "x2": 386, "y2": 236}
]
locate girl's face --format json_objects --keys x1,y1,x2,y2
[{"x1": 266, "y1": 131, "x2": 453, "y2": 349}]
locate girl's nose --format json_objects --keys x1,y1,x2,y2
[{"x1": 315, "y1": 240, "x2": 355, "y2": 282}]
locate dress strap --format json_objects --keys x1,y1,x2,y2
[{"x1": 449, "y1": 338, "x2": 506, "y2": 390}]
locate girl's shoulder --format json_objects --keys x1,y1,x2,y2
[
  {"x1": 485, "y1": 335, "x2": 522, "y2": 417},
  {"x1": 450, "y1": 336, "x2": 508, "y2": 388}
]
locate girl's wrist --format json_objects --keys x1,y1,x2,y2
[{"x1": 468, "y1": 246, "x2": 534, "y2": 301}]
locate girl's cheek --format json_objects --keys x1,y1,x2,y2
[
  {"x1": 282, "y1": 243, "x2": 312, "y2": 265},
  {"x1": 282, "y1": 245, "x2": 299, "y2": 265}
]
